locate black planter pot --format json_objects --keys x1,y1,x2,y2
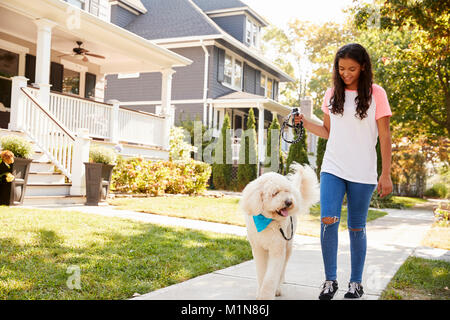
[
  {"x1": 0, "y1": 157, "x2": 32, "y2": 206},
  {"x1": 84, "y1": 162, "x2": 115, "y2": 206}
]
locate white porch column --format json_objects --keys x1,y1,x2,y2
[
  {"x1": 9, "y1": 76, "x2": 29, "y2": 131},
  {"x1": 34, "y1": 18, "x2": 57, "y2": 109},
  {"x1": 70, "y1": 128, "x2": 91, "y2": 196},
  {"x1": 257, "y1": 104, "x2": 265, "y2": 174},
  {"x1": 107, "y1": 99, "x2": 120, "y2": 144},
  {"x1": 160, "y1": 68, "x2": 175, "y2": 150}
]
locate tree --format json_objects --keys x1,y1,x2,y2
[
  {"x1": 286, "y1": 129, "x2": 309, "y2": 173},
  {"x1": 315, "y1": 137, "x2": 327, "y2": 180},
  {"x1": 264, "y1": 116, "x2": 284, "y2": 173},
  {"x1": 212, "y1": 114, "x2": 232, "y2": 190},
  {"x1": 237, "y1": 108, "x2": 258, "y2": 191}
]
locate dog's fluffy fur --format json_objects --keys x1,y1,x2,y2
[{"x1": 240, "y1": 163, "x2": 320, "y2": 300}]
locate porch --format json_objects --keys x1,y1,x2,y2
[{"x1": 0, "y1": 0, "x2": 191, "y2": 201}]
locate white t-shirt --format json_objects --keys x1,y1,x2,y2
[{"x1": 320, "y1": 84, "x2": 392, "y2": 184}]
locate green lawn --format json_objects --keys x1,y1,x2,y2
[
  {"x1": 381, "y1": 256, "x2": 450, "y2": 300},
  {"x1": 109, "y1": 196, "x2": 388, "y2": 237},
  {"x1": 0, "y1": 206, "x2": 252, "y2": 300},
  {"x1": 391, "y1": 196, "x2": 430, "y2": 208}
]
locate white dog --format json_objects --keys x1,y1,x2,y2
[{"x1": 240, "y1": 163, "x2": 319, "y2": 300}]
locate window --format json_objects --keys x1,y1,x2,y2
[
  {"x1": 224, "y1": 54, "x2": 233, "y2": 86},
  {"x1": 260, "y1": 74, "x2": 266, "y2": 96},
  {"x1": 233, "y1": 60, "x2": 242, "y2": 89},
  {"x1": 266, "y1": 78, "x2": 273, "y2": 99},
  {"x1": 62, "y1": 69, "x2": 80, "y2": 95},
  {"x1": 66, "y1": 0, "x2": 85, "y2": 9},
  {"x1": 0, "y1": 48, "x2": 19, "y2": 78},
  {"x1": 246, "y1": 17, "x2": 260, "y2": 48},
  {"x1": 90, "y1": 0, "x2": 100, "y2": 16},
  {"x1": 221, "y1": 52, "x2": 243, "y2": 91}
]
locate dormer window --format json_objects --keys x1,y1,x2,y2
[
  {"x1": 246, "y1": 17, "x2": 260, "y2": 48},
  {"x1": 66, "y1": 0, "x2": 85, "y2": 9}
]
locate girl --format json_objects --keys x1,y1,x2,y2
[{"x1": 294, "y1": 43, "x2": 393, "y2": 300}]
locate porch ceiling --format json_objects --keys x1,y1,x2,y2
[
  {"x1": 0, "y1": 0, "x2": 192, "y2": 74},
  {"x1": 209, "y1": 92, "x2": 292, "y2": 117}
]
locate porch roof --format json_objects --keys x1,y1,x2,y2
[
  {"x1": 0, "y1": 0, "x2": 192, "y2": 74},
  {"x1": 208, "y1": 91, "x2": 293, "y2": 117}
]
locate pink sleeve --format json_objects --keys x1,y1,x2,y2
[
  {"x1": 321, "y1": 88, "x2": 333, "y2": 115},
  {"x1": 373, "y1": 85, "x2": 392, "y2": 120}
]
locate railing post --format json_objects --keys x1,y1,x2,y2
[
  {"x1": 9, "y1": 76, "x2": 29, "y2": 131},
  {"x1": 107, "y1": 99, "x2": 120, "y2": 144},
  {"x1": 70, "y1": 128, "x2": 91, "y2": 196},
  {"x1": 161, "y1": 68, "x2": 175, "y2": 150}
]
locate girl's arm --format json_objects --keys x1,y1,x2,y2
[
  {"x1": 294, "y1": 113, "x2": 330, "y2": 139},
  {"x1": 376, "y1": 116, "x2": 393, "y2": 197}
]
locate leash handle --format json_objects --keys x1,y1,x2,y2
[{"x1": 281, "y1": 108, "x2": 304, "y2": 144}]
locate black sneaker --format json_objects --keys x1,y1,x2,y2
[
  {"x1": 344, "y1": 282, "x2": 364, "y2": 298},
  {"x1": 319, "y1": 280, "x2": 338, "y2": 300}
]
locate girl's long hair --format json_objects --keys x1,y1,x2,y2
[{"x1": 329, "y1": 43, "x2": 373, "y2": 120}]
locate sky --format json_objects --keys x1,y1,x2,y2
[{"x1": 243, "y1": 0, "x2": 355, "y2": 29}]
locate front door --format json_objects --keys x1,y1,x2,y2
[{"x1": 0, "y1": 48, "x2": 19, "y2": 129}]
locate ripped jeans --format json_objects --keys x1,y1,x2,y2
[{"x1": 320, "y1": 172, "x2": 377, "y2": 283}]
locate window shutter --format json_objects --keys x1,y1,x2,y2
[
  {"x1": 217, "y1": 48, "x2": 225, "y2": 82},
  {"x1": 25, "y1": 54, "x2": 36, "y2": 85},
  {"x1": 85, "y1": 72, "x2": 97, "y2": 99},
  {"x1": 50, "y1": 61, "x2": 64, "y2": 92}
]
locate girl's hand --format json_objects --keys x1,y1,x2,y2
[
  {"x1": 294, "y1": 113, "x2": 305, "y2": 125},
  {"x1": 377, "y1": 173, "x2": 393, "y2": 198}
]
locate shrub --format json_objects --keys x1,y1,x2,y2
[
  {"x1": 370, "y1": 190, "x2": 403, "y2": 209},
  {"x1": 286, "y1": 129, "x2": 309, "y2": 173},
  {"x1": 169, "y1": 126, "x2": 197, "y2": 161},
  {"x1": 89, "y1": 146, "x2": 117, "y2": 165},
  {"x1": 424, "y1": 183, "x2": 449, "y2": 199},
  {"x1": 237, "y1": 108, "x2": 258, "y2": 191},
  {"x1": 111, "y1": 156, "x2": 211, "y2": 196},
  {"x1": 0, "y1": 135, "x2": 32, "y2": 159},
  {"x1": 433, "y1": 203, "x2": 449, "y2": 227},
  {"x1": 212, "y1": 114, "x2": 232, "y2": 190}
]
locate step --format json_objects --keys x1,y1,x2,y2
[
  {"x1": 27, "y1": 172, "x2": 66, "y2": 184},
  {"x1": 25, "y1": 183, "x2": 71, "y2": 196},
  {"x1": 30, "y1": 161, "x2": 55, "y2": 173},
  {"x1": 22, "y1": 195, "x2": 86, "y2": 206}
]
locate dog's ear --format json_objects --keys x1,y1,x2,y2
[
  {"x1": 239, "y1": 178, "x2": 264, "y2": 215},
  {"x1": 288, "y1": 162, "x2": 320, "y2": 211}
]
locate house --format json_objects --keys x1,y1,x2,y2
[
  {"x1": 0, "y1": 0, "x2": 192, "y2": 204},
  {"x1": 105, "y1": 0, "x2": 312, "y2": 172}
]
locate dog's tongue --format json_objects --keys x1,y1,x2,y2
[{"x1": 280, "y1": 208, "x2": 288, "y2": 217}]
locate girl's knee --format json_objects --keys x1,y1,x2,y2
[{"x1": 322, "y1": 216, "x2": 339, "y2": 225}]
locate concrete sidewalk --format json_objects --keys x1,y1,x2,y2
[{"x1": 23, "y1": 204, "x2": 439, "y2": 300}]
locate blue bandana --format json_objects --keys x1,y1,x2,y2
[{"x1": 253, "y1": 214, "x2": 273, "y2": 232}]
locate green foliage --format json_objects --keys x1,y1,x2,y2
[
  {"x1": 89, "y1": 146, "x2": 117, "y2": 165},
  {"x1": 370, "y1": 191, "x2": 403, "y2": 209},
  {"x1": 169, "y1": 126, "x2": 197, "y2": 161},
  {"x1": 0, "y1": 135, "x2": 32, "y2": 159},
  {"x1": 212, "y1": 114, "x2": 232, "y2": 190},
  {"x1": 315, "y1": 137, "x2": 327, "y2": 180},
  {"x1": 111, "y1": 156, "x2": 211, "y2": 196},
  {"x1": 425, "y1": 183, "x2": 449, "y2": 199},
  {"x1": 286, "y1": 129, "x2": 309, "y2": 173},
  {"x1": 433, "y1": 203, "x2": 449, "y2": 227},
  {"x1": 179, "y1": 115, "x2": 208, "y2": 161},
  {"x1": 237, "y1": 108, "x2": 258, "y2": 191},
  {"x1": 264, "y1": 116, "x2": 283, "y2": 173}
]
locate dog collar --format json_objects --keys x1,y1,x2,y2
[{"x1": 253, "y1": 214, "x2": 273, "y2": 232}]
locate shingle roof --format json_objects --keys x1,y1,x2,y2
[
  {"x1": 124, "y1": 0, "x2": 221, "y2": 40},
  {"x1": 192, "y1": 0, "x2": 248, "y2": 12}
]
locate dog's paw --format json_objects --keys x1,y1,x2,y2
[{"x1": 275, "y1": 288, "x2": 282, "y2": 296}]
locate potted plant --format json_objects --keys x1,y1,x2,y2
[
  {"x1": 84, "y1": 146, "x2": 117, "y2": 205},
  {"x1": 0, "y1": 135, "x2": 33, "y2": 205}
]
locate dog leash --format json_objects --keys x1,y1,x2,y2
[{"x1": 279, "y1": 216, "x2": 294, "y2": 241}]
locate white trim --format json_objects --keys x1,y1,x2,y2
[
  {"x1": 161, "y1": 40, "x2": 215, "y2": 49},
  {"x1": 117, "y1": 72, "x2": 140, "y2": 79},
  {"x1": 110, "y1": 1, "x2": 141, "y2": 15},
  {"x1": 204, "y1": 6, "x2": 269, "y2": 26},
  {"x1": 0, "y1": 39, "x2": 29, "y2": 55},
  {"x1": 121, "y1": 99, "x2": 205, "y2": 106}
]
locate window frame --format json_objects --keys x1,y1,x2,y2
[
  {"x1": 245, "y1": 16, "x2": 261, "y2": 49},
  {"x1": 220, "y1": 50, "x2": 243, "y2": 91}
]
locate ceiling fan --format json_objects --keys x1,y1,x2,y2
[{"x1": 58, "y1": 41, "x2": 105, "y2": 62}]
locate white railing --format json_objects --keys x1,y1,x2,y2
[
  {"x1": 117, "y1": 107, "x2": 165, "y2": 146},
  {"x1": 20, "y1": 87, "x2": 75, "y2": 179},
  {"x1": 48, "y1": 91, "x2": 112, "y2": 139}
]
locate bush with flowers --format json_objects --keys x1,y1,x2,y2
[{"x1": 110, "y1": 156, "x2": 211, "y2": 196}]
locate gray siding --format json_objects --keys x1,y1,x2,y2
[
  {"x1": 110, "y1": 4, "x2": 138, "y2": 28},
  {"x1": 171, "y1": 47, "x2": 205, "y2": 100},
  {"x1": 174, "y1": 103, "x2": 204, "y2": 125},
  {"x1": 105, "y1": 72, "x2": 161, "y2": 102},
  {"x1": 211, "y1": 15, "x2": 246, "y2": 43},
  {"x1": 243, "y1": 62, "x2": 257, "y2": 95}
]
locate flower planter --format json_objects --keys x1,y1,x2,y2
[
  {"x1": 84, "y1": 162, "x2": 115, "y2": 206},
  {"x1": 0, "y1": 157, "x2": 32, "y2": 206}
]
